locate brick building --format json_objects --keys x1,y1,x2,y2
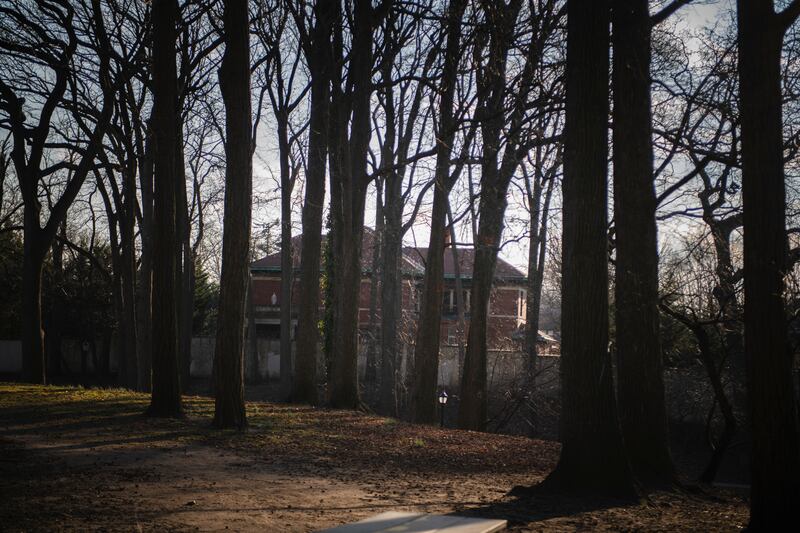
[{"x1": 249, "y1": 229, "x2": 557, "y2": 355}]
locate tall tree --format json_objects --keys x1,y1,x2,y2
[
  {"x1": 459, "y1": 0, "x2": 564, "y2": 431},
  {"x1": 147, "y1": 0, "x2": 183, "y2": 417},
  {"x1": 611, "y1": 0, "x2": 673, "y2": 486},
  {"x1": 540, "y1": 0, "x2": 635, "y2": 495},
  {"x1": 326, "y1": 0, "x2": 381, "y2": 409},
  {"x1": 736, "y1": 0, "x2": 800, "y2": 527},
  {"x1": 410, "y1": 0, "x2": 468, "y2": 424},
  {"x1": 213, "y1": 0, "x2": 253, "y2": 429},
  {"x1": 254, "y1": 1, "x2": 306, "y2": 399},
  {"x1": 375, "y1": 3, "x2": 438, "y2": 417},
  {"x1": 291, "y1": 0, "x2": 334, "y2": 405},
  {"x1": 459, "y1": 0, "x2": 536, "y2": 432},
  {"x1": 0, "y1": 0, "x2": 115, "y2": 384}
]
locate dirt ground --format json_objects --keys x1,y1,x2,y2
[{"x1": 0, "y1": 384, "x2": 748, "y2": 532}]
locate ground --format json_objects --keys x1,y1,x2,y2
[{"x1": 0, "y1": 384, "x2": 747, "y2": 531}]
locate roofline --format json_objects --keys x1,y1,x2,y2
[{"x1": 250, "y1": 265, "x2": 527, "y2": 284}]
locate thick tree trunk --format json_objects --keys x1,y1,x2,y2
[
  {"x1": 412, "y1": 194, "x2": 448, "y2": 424},
  {"x1": 147, "y1": 0, "x2": 183, "y2": 418},
  {"x1": 213, "y1": 0, "x2": 252, "y2": 430},
  {"x1": 458, "y1": 1, "x2": 522, "y2": 432},
  {"x1": 611, "y1": 0, "x2": 674, "y2": 487},
  {"x1": 541, "y1": 0, "x2": 635, "y2": 496},
  {"x1": 21, "y1": 226, "x2": 45, "y2": 384},
  {"x1": 327, "y1": 0, "x2": 373, "y2": 410},
  {"x1": 737, "y1": 2, "x2": 800, "y2": 527},
  {"x1": 292, "y1": 0, "x2": 333, "y2": 405},
  {"x1": 459, "y1": 181, "x2": 509, "y2": 431},
  {"x1": 410, "y1": 0, "x2": 467, "y2": 424}
]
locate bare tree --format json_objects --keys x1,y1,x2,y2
[
  {"x1": 0, "y1": 0, "x2": 116, "y2": 384},
  {"x1": 147, "y1": 0, "x2": 183, "y2": 417},
  {"x1": 290, "y1": 0, "x2": 334, "y2": 405},
  {"x1": 212, "y1": 0, "x2": 253, "y2": 429},
  {"x1": 410, "y1": 0, "x2": 468, "y2": 424},
  {"x1": 326, "y1": 0, "x2": 385, "y2": 409},
  {"x1": 737, "y1": 0, "x2": 800, "y2": 526},
  {"x1": 253, "y1": 0, "x2": 308, "y2": 399},
  {"x1": 540, "y1": 0, "x2": 635, "y2": 495},
  {"x1": 611, "y1": 0, "x2": 675, "y2": 486}
]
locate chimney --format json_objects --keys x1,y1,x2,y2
[{"x1": 444, "y1": 229, "x2": 451, "y2": 248}]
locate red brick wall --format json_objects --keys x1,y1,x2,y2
[{"x1": 251, "y1": 273, "x2": 525, "y2": 349}]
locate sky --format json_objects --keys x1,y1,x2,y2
[{"x1": 247, "y1": 0, "x2": 736, "y2": 274}]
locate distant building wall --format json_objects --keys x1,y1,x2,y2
[{"x1": 0, "y1": 340, "x2": 21, "y2": 373}]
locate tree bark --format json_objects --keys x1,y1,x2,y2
[
  {"x1": 540, "y1": 0, "x2": 635, "y2": 496},
  {"x1": 21, "y1": 228, "x2": 45, "y2": 384},
  {"x1": 458, "y1": 0, "x2": 524, "y2": 432},
  {"x1": 611, "y1": 0, "x2": 674, "y2": 487},
  {"x1": 737, "y1": 1, "x2": 800, "y2": 526},
  {"x1": 292, "y1": 0, "x2": 333, "y2": 405},
  {"x1": 176, "y1": 119, "x2": 193, "y2": 390},
  {"x1": 365, "y1": 191, "x2": 383, "y2": 385},
  {"x1": 212, "y1": 0, "x2": 253, "y2": 430},
  {"x1": 137, "y1": 115, "x2": 155, "y2": 392},
  {"x1": 147, "y1": 0, "x2": 183, "y2": 418},
  {"x1": 380, "y1": 184, "x2": 402, "y2": 415},
  {"x1": 327, "y1": 0, "x2": 375, "y2": 410},
  {"x1": 410, "y1": 0, "x2": 467, "y2": 424},
  {"x1": 278, "y1": 113, "x2": 294, "y2": 400}
]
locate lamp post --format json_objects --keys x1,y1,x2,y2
[{"x1": 438, "y1": 390, "x2": 448, "y2": 428}]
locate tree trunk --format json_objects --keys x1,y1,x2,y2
[
  {"x1": 458, "y1": 1, "x2": 522, "y2": 432},
  {"x1": 46, "y1": 225, "x2": 66, "y2": 379},
  {"x1": 524, "y1": 170, "x2": 544, "y2": 362},
  {"x1": 365, "y1": 190, "x2": 383, "y2": 385},
  {"x1": 176, "y1": 119, "x2": 193, "y2": 390},
  {"x1": 737, "y1": 2, "x2": 800, "y2": 526},
  {"x1": 541, "y1": 0, "x2": 635, "y2": 496},
  {"x1": 380, "y1": 179, "x2": 402, "y2": 416},
  {"x1": 458, "y1": 188, "x2": 506, "y2": 431},
  {"x1": 137, "y1": 120, "x2": 155, "y2": 392},
  {"x1": 120, "y1": 221, "x2": 140, "y2": 389},
  {"x1": 292, "y1": 0, "x2": 333, "y2": 405},
  {"x1": 21, "y1": 225, "x2": 45, "y2": 384},
  {"x1": 279, "y1": 117, "x2": 294, "y2": 400},
  {"x1": 611, "y1": 0, "x2": 673, "y2": 487},
  {"x1": 327, "y1": 0, "x2": 374, "y2": 410},
  {"x1": 447, "y1": 204, "x2": 467, "y2": 386},
  {"x1": 212, "y1": 0, "x2": 252, "y2": 430},
  {"x1": 147, "y1": 0, "x2": 183, "y2": 418},
  {"x1": 410, "y1": 0, "x2": 467, "y2": 424}
]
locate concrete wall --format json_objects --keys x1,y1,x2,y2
[
  {"x1": 0, "y1": 339, "x2": 119, "y2": 375},
  {"x1": 0, "y1": 341, "x2": 21, "y2": 373}
]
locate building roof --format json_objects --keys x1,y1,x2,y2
[{"x1": 250, "y1": 227, "x2": 526, "y2": 282}]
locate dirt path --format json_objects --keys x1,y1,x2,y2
[{"x1": 0, "y1": 384, "x2": 748, "y2": 531}]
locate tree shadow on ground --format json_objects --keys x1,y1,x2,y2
[{"x1": 455, "y1": 485, "x2": 639, "y2": 527}]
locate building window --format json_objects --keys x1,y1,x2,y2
[
  {"x1": 447, "y1": 326, "x2": 458, "y2": 346},
  {"x1": 442, "y1": 289, "x2": 455, "y2": 314}
]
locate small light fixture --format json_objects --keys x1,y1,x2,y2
[{"x1": 438, "y1": 390, "x2": 448, "y2": 428}]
